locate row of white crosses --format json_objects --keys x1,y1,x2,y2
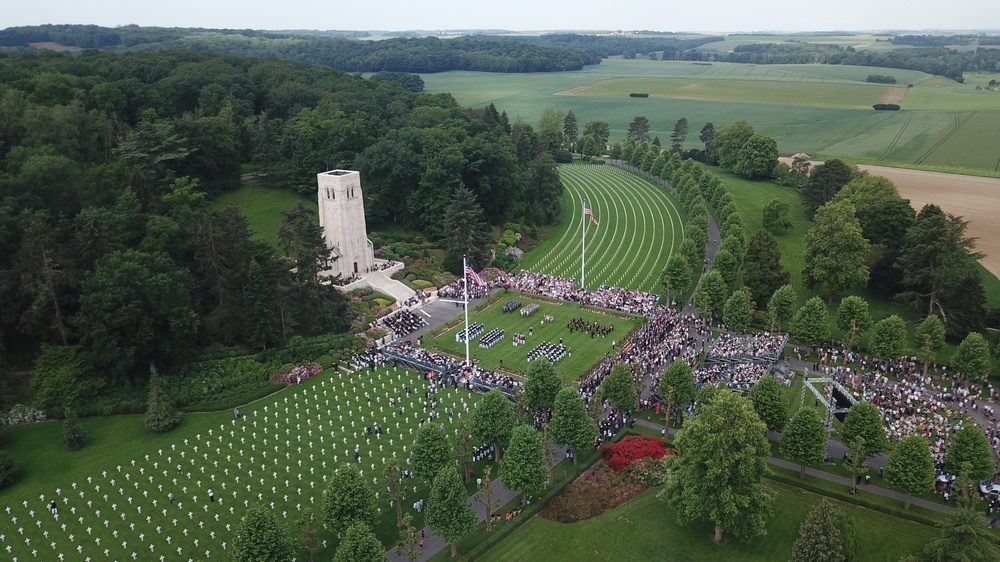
[{"x1": 2, "y1": 366, "x2": 477, "y2": 561}]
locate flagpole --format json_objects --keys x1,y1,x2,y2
[
  {"x1": 581, "y1": 204, "x2": 586, "y2": 289},
  {"x1": 463, "y1": 256, "x2": 470, "y2": 368}
]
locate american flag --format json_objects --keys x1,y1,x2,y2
[
  {"x1": 465, "y1": 266, "x2": 485, "y2": 287},
  {"x1": 583, "y1": 202, "x2": 599, "y2": 226}
]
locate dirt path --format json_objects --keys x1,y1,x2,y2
[{"x1": 780, "y1": 158, "x2": 1000, "y2": 278}]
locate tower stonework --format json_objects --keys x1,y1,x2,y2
[{"x1": 317, "y1": 169, "x2": 374, "y2": 279}]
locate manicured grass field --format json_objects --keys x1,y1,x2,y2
[
  {"x1": 478, "y1": 482, "x2": 930, "y2": 562},
  {"x1": 0, "y1": 366, "x2": 484, "y2": 560},
  {"x1": 520, "y1": 164, "x2": 685, "y2": 293},
  {"x1": 212, "y1": 180, "x2": 315, "y2": 249},
  {"x1": 428, "y1": 291, "x2": 643, "y2": 382}
]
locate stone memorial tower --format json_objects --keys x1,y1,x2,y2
[{"x1": 317, "y1": 169, "x2": 374, "y2": 279}]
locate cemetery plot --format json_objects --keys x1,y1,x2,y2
[
  {"x1": 428, "y1": 292, "x2": 641, "y2": 382},
  {"x1": 520, "y1": 164, "x2": 685, "y2": 293},
  {"x1": 0, "y1": 367, "x2": 483, "y2": 561}
]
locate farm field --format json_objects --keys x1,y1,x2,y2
[
  {"x1": 421, "y1": 58, "x2": 1000, "y2": 174},
  {"x1": 479, "y1": 484, "x2": 930, "y2": 562},
  {"x1": 0, "y1": 366, "x2": 485, "y2": 560},
  {"x1": 520, "y1": 164, "x2": 685, "y2": 293},
  {"x1": 428, "y1": 292, "x2": 643, "y2": 382}
]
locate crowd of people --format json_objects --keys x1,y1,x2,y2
[
  {"x1": 456, "y1": 323, "x2": 485, "y2": 343},
  {"x1": 706, "y1": 333, "x2": 788, "y2": 362},
  {"x1": 502, "y1": 300, "x2": 522, "y2": 313},
  {"x1": 693, "y1": 362, "x2": 773, "y2": 392},
  {"x1": 380, "y1": 310, "x2": 429, "y2": 338},
  {"x1": 402, "y1": 290, "x2": 431, "y2": 308},
  {"x1": 526, "y1": 342, "x2": 568, "y2": 363},
  {"x1": 505, "y1": 271, "x2": 661, "y2": 317},
  {"x1": 479, "y1": 328, "x2": 506, "y2": 349}
]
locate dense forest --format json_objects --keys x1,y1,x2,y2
[{"x1": 0, "y1": 48, "x2": 564, "y2": 400}]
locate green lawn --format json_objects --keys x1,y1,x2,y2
[
  {"x1": 428, "y1": 291, "x2": 643, "y2": 382},
  {"x1": 479, "y1": 481, "x2": 930, "y2": 562},
  {"x1": 0, "y1": 366, "x2": 485, "y2": 560},
  {"x1": 212, "y1": 180, "x2": 315, "y2": 249}
]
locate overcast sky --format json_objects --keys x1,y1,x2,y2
[{"x1": 4, "y1": 0, "x2": 998, "y2": 33}]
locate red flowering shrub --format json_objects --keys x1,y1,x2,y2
[{"x1": 602, "y1": 435, "x2": 671, "y2": 472}]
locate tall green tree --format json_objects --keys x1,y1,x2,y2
[
  {"x1": 836, "y1": 296, "x2": 871, "y2": 352},
  {"x1": 233, "y1": 503, "x2": 294, "y2": 562},
  {"x1": 767, "y1": 284, "x2": 796, "y2": 332},
  {"x1": 600, "y1": 362, "x2": 638, "y2": 413},
  {"x1": 75, "y1": 249, "x2": 199, "y2": 382},
  {"x1": 790, "y1": 296, "x2": 830, "y2": 348},
  {"x1": 748, "y1": 374, "x2": 788, "y2": 433},
  {"x1": 658, "y1": 360, "x2": 697, "y2": 428},
  {"x1": 885, "y1": 435, "x2": 935, "y2": 510},
  {"x1": 712, "y1": 120, "x2": 755, "y2": 170},
  {"x1": 839, "y1": 401, "x2": 886, "y2": 462},
  {"x1": 442, "y1": 184, "x2": 492, "y2": 274},
  {"x1": 744, "y1": 229, "x2": 790, "y2": 308},
  {"x1": 411, "y1": 423, "x2": 453, "y2": 484},
  {"x1": 321, "y1": 465, "x2": 378, "y2": 536},
  {"x1": 427, "y1": 466, "x2": 478, "y2": 559},
  {"x1": 242, "y1": 258, "x2": 283, "y2": 350},
  {"x1": 30, "y1": 344, "x2": 105, "y2": 411},
  {"x1": 699, "y1": 122, "x2": 715, "y2": 162},
  {"x1": 471, "y1": 389, "x2": 516, "y2": 461},
  {"x1": 801, "y1": 159, "x2": 854, "y2": 216},
  {"x1": 662, "y1": 254, "x2": 692, "y2": 305},
  {"x1": 333, "y1": 523, "x2": 387, "y2": 562},
  {"x1": 524, "y1": 361, "x2": 562, "y2": 412},
  {"x1": 660, "y1": 389, "x2": 773, "y2": 543},
  {"x1": 700, "y1": 269, "x2": 729, "y2": 318},
  {"x1": 789, "y1": 500, "x2": 844, "y2": 562},
  {"x1": 898, "y1": 204, "x2": 985, "y2": 336},
  {"x1": 62, "y1": 409, "x2": 88, "y2": 451},
  {"x1": 733, "y1": 133, "x2": 779, "y2": 179},
  {"x1": 780, "y1": 407, "x2": 827, "y2": 480},
  {"x1": 712, "y1": 249, "x2": 739, "y2": 288},
  {"x1": 536, "y1": 108, "x2": 564, "y2": 155},
  {"x1": 761, "y1": 197, "x2": 792, "y2": 232},
  {"x1": 803, "y1": 201, "x2": 870, "y2": 302},
  {"x1": 144, "y1": 366, "x2": 180, "y2": 433},
  {"x1": 944, "y1": 425, "x2": 995, "y2": 481},
  {"x1": 833, "y1": 173, "x2": 915, "y2": 248},
  {"x1": 915, "y1": 314, "x2": 946, "y2": 377},
  {"x1": 922, "y1": 504, "x2": 1000, "y2": 562},
  {"x1": 723, "y1": 287, "x2": 754, "y2": 333},
  {"x1": 952, "y1": 332, "x2": 991, "y2": 381},
  {"x1": 550, "y1": 388, "x2": 598, "y2": 464},
  {"x1": 14, "y1": 218, "x2": 78, "y2": 345},
  {"x1": 563, "y1": 110, "x2": 578, "y2": 150},
  {"x1": 500, "y1": 425, "x2": 549, "y2": 505},
  {"x1": 195, "y1": 206, "x2": 253, "y2": 345},
  {"x1": 582, "y1": 120, "x2": 610, "y2": 150},
  {"x1": 626, "y1": 115, "x2": 650, "y2": 142},
  {"x1": 670, "y1": 117, "x2": 688, "y2": 152},
  {"x1": 868, "y1": 315, "x2": 907, "y2": 362}
]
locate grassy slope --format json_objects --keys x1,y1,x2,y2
[
  {"x1": 212, "y1": 180, "x2": 315, "y2": 248},
  {"x1": 479, "y1": 483, "x2": 929, "y2": 562},
  {"x1": 428, "y1": 291, "x2": 641, "y2": 382}
]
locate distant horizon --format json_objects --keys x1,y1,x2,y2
[{"x1": 5, "y1": 0, "x2": 999, "y2": 38}]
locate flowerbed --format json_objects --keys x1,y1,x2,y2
[
  {"x1": 602, "y1": 435, "x2": 671, "y2": 472},
  {"x1": 268, "y1": 362, "x2": 323, "y2": 386}
]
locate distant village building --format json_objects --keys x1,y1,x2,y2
[{"x1": 317, "y1": 169, "x2": 375, "y2": 279}]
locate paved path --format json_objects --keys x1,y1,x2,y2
[
  {"x1": 634, "y1": 417, "x2": 956, "y2": 515},
  {"x1": 386, "y1": 476, "x2": 521, "y2": 561}
]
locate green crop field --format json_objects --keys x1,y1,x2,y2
[
  {"x1": 428, "y1": 291, "x2": 643, "y2": 382},
  {"x1": 0, "y1": 367, "x2": 486, "y2": 560},
  {"x1": 520, "y1": 164, "x2": 685, "y2": 293},
  {"x1": 478, "y1": 483, "x2": 930, "y2": 562},
  {"x1": 421, "y1": 58, "x2": 1000, "y2": 174}
]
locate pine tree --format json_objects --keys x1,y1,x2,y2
[
  {"x1": 744, "y1": 229, "x2": 789, "y2": 307},
  {"x1": 62, "y1": 410, "x2": 88, "y2": 451},
  {"x1": 789, "y1": 500, "x2": 845, "y2": 562},
  {"x1": 563, "y1": 110, "x2": 579, "y2": 150},
  {"x1": 144, "y1": 366, "x2": 180, "y2": 433},
  {"x1": 443, "y1": 184, "x2": 492, "y2": 274},
  {"x1": 670, "y1": 117, "x2": 688, "y2": 152}
]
